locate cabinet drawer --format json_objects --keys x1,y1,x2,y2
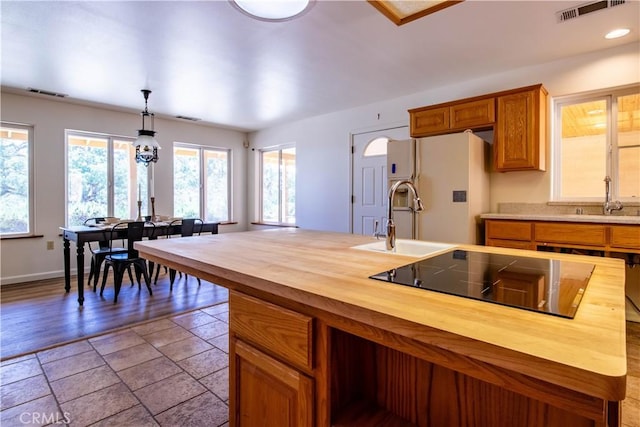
[
  {"x1": 410, "y1": 107, "x2": 449, "y2": 135},
  {"x1": 486, "y1": 220, "x2": 532, "y2": 241},
  {"x1": 486, "y1": 238, "x2": 536, "y2": 250},
  {"x1": 535, "y1": 223, "x2": 606, "y2": 247},
  {"x1": 230, "y1": 291, "x2": 313, "y2": 371},
  {"x1": 610, "y1": 225, "x2": 640, "y2": 249},
  {"x1": 450, "y1": 98, "x2": 495, "y2": 129}
]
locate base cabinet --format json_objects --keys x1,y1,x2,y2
[
  {"x1": 231, "y1": 338, "x2": 313, "y2": 427},
  {"x1": 229, "y1": 291, "x2": 615, "y2": 427},
  {"x1": 485, "y1": 219, "x2": 640, "y2": 254}
]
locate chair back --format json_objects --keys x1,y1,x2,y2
[
  {"x1": 167, "y1": 218, "x2": 201, "y2": 238},
  {"x1": 194, "y1": 218, "x2": 205, "y2": 235},
  {"x1": 108, "y1": 221, "x2": 151, "y2": 258},
  {"x1": 180, "y1": 218, "x2": 197, "y2": 237}
]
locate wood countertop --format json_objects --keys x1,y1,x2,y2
[{"x1": 135, "y1": 228, "x2": 627, "y2": 401}]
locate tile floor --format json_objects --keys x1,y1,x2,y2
[{"x1": 0, "y1": 303, "x2": 230, "y2": 427}]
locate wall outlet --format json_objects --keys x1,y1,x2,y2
[{"x1": 46, "y1": 241, "x2": 54, "y2": 250}]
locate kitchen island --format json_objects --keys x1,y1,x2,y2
[{"x1": 135, "y1": 229, "x2": 627, "y2": 427}]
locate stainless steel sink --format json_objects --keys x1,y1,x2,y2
[{"x1": 351, "y1": 239, "x2": 455, "y2": 258}]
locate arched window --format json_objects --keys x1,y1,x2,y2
[{"x1": 363, "y1": 137, "x2": 388, "y2": 157}]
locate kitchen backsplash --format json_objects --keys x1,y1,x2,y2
[{"x1": 497, "y1": 202, "x2": 640, "y2": 216}]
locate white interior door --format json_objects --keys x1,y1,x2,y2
[{"x1": 352, "y1": 126, "x2": 409, "y2": 235}]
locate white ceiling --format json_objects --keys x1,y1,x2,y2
[{"x1": 1, "y1": 0, "x2": 638, "y2": 132}]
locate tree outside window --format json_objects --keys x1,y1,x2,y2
[
  {"x1": 0, "y1": 124, "x2": 32, "y2": 235},
  {"x1": 173, "y1": 144, "x2": 230, "y2": 222},
  {"x1": 261, "y1": 146, "x2": 295, "y2": 225},
  {"x1": 66, "y1": 131, "x2": 148, "y2": 226}
]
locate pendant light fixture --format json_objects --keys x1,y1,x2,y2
[{"x1": 133, "y1": 89, "x2": 160, "y2": 166}]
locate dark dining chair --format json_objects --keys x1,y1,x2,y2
[
  {"x1": 83, "y1": 217, "x2": 130, "y2": 291},
  {"x1": 153, "y1": 218, "x2": 203, "y2": 290},
  {"x1": 100, "y1": 221, "x2": 154, "y2": 303}
]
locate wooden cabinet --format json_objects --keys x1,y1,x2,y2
[
  {"x1": 485, "y1": 220, "x2": 535, "y2": 250},
  {"x1": 229, "y1": 290, "x2": 313, "y2": 371},
  {"x1": 610, "y1": 225, "x2": 640, "y2": 250},
  {"x1": 535, "y1": 223, "x2": 607, "y2": 248},
  {"x1": 485, "y1": 219, "x2": 640, "y2": 254},
  {"x1": 450, "y1": 98, "x2": 495, "y2": 129},
  {"x1": 229, "y1": 291, "x2": 314, "y2": 427},
  {"x1": 494, "y1": 85, "x2": 547, "y2": 172},
  {"x1": 410, "y1": 106, "x2": 450, "y2": 135},
  {"x1": 409, "y1": 84, "x2": 547, "y2": 172},
  {"x1": 410, "y1": 98, "x2": 495, "y2": 136},
  {"x1": 232, "y1": 338, "x2": 313, "y2": 427}
]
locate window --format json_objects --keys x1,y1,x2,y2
[
  {"x1": 0, "y1": 123, "x2": 33, "y2": 236},
  {"x1": 66, "y1": 131, "x2": 148, "y2": 226},
  {"x1": 173, "y1": 143, "x2": 230, "y2": 222},
  {"x1": 553, "y1": 85, "x2": 640, "y2": 201},
  {"x1": 260, "y1": 146, "x2": 295, "y2": 224},
  {"x1": 363, "y1": 137, "x2": 388, "y2": 157}
]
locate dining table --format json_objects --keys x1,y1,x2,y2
[{"x1": 60, "y1": 221, "x2": 219, "y2": 306}]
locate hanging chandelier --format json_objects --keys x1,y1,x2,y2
[{"x1": 133, "y1": 89, "x2": 160, "y2": 166}]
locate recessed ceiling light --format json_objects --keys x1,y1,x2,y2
[
  {"x1": 230, "y1": 0, "x2": 314, "y2": 22},
  {"x1": 605, "y1": 28, "x2": 630, "y2": 39}
]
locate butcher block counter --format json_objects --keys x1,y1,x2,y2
[{"x1": 135, "y1": 228, "x2": 627, "y2": 427}]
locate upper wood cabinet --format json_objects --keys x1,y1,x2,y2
[
  {"x1": 409, "y1": 84, "x2": 547, "y2": 172},
  {"x1": 451, "y1": 98, "x2": 496, "y2": 129},
  {"x1": 410, "y1": 98, "x2": 495, "y2": 136},
  {"x1": 495, "y1": 85, "x2": 548, "y2": 172}
]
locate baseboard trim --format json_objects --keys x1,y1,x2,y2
[{"x1": 1, "y1": 269, "x2": 70, "y2": 286}]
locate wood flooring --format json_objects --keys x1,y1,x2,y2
[{"x1": 0, "y1": 272, "x2": 228, "y2": 360}]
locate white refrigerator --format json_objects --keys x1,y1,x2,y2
[
  {"x1": 417, "y1": 131, "x2": 490, "y2": 244},
  {"x1": 388, "y1": 131, "x2": 490, "y2": 244}
]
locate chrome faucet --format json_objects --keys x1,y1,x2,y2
[
  {"x1": 603, "y1": 176, "x2": 623, "y2": 215},
  {"x1": 387, "y1": 180, "x2": 424, "y2": 251}
]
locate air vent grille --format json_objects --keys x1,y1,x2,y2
[
  {"x1": 26, "y1": 87, "x2": 68, "y2": 98},
  {"x1": 175, "y1": 115, "x2": 201, "y2": 122},
  {"x1": 557, "y1": 0, "x2": 626, "y2": 22}
]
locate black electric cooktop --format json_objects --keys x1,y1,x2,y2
[{"x1": 369, "y1": 249, "x2": 595, "y2": 319}]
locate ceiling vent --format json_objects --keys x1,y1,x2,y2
[
  {"x1": 175, "y1": 115, "x2": 201, "y2": 122},
  {"x1": 26, "y1": 87, "x2": 68, "y2": 98},
  {"x1": 557, "y1": 0, "x2": 626, "y2": 22}
]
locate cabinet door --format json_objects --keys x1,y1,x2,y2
[
  {"x1": 231, "y1": 338, "x2": 313, "y2": 427},
  {"x1": 535, "y1": 223, "x2": 607, "y2": 247},
  {"x1": 450, "y1": 98, "x2": 495, "y2": 130},
  {"x1": 486, "y1": 220, "x2": 533, "y2": 241},
  {"x1": 410, "y1": 106, "x2": 449, "y2": 136},
  {"x1": 610, "y1": 225, "x2": 640, "y2": 250},
  {"x1": 495, "y1": 86, "x2": 547, "y2": 171}
]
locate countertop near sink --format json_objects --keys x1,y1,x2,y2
[
  {"x1": 481, "y1": 212, "x2": 640, "y2": 225},
  {"x1": 135, "y1": 228, "x2": 627, "y2": 402}
]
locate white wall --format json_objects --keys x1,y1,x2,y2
[
  {"x1": 248, "y1": 42, "x2": 640, "y2": 232},
  {"x1": 0, "y1": 92, "x2": 248, "y2": 284}
]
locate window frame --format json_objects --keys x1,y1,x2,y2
[
  {"x1": 172, "y1": 142, "x2": 232, "y2": 222},
  {"x1": 259, "y1": 144, "x2": 296, "y2": 225},
  {"x1": 0, "y1": 122, "x2": 35, "y2": 237},
  {"x1": 552, "y1": 84, "x2": 639, "y2": 202},
  {"x1": 64, "y1": 129, "x2": 148, "y2": 226}
]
